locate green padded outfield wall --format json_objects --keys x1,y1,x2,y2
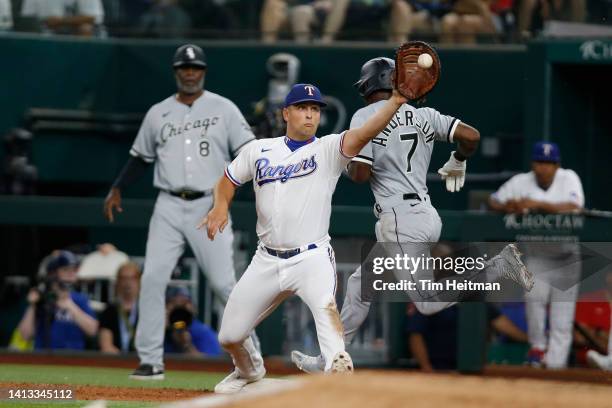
[{"x1": 0, "y1": 34, "x2": 526, "y2": 209}]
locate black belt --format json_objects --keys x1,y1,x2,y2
[
  {"x1": 264, "y1": 244, "x2": 317, "y2": 259},
  {"x1": 168, "y1": 189, "x2": 212, "y2": 201},
  {"x1": 403, "y1": 193, "x2": 421, "y2": 201}
]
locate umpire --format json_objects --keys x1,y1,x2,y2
[{"x1": 104, "y1": 44, "x2": 255, "y2": 379}]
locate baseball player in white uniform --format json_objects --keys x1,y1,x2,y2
[
  {"x1": 104, "y1": 44, "x2": 255, "y2": 379},
  {"x1": 291, "y1": 57, "x2": 534, "y2": 373},
  {"x1": 489, "y1": 141, "x2": 584, "y2": 369},
  {"x1": 199, "y1": 82, "x2": 429, "y2": 393}
]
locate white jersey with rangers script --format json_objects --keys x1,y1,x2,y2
[
  {"x1": 491, "y1": 168, "x2": 585, "y2": 207},
  {"x1": 351, "y1": 101, "x2": 459, "y2": 204},
  {"x1": 130, "y1": 90, "x2": 255, "y2": 192},
  {"x1": 225, "y1": 133, "x2": 352, "y2": 249}
]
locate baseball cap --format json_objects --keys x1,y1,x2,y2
[
  {"x1": 532, "y1": 141, "x2": 561, "y2": 163},
  {"x1": 173, "y1": 44, "x2": 207, "y2": 69},
  {"x1": 46, "y1": 250, "x2": 79, "y2": 273},
  {"x1": 166, "y1": 286, "x2": 192, "y2": 302},
  {"x1": 284, "y1": 83, "x2": 327, "y2": 107}
]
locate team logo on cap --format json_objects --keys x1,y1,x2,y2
[
  {"x1": 186, "y1": 47, "x2": 195, "y2": 60},
  {"x1": 542, "y1": 143, "x2": 552, "y2": 156},
  {"x1": 304, "y1": 85, "x2": 315, "y2": 96}
]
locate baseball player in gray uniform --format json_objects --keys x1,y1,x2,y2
[
  {"x1": 104, "y1": 44, "x2": 255, "y2": 379},
  {"x1": 292, "y1": 57, "x2": 534, "y2": 372}
]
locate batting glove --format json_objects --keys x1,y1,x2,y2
[{"x1": 437, "y1": 151, "x2": 466, "y2": 193}]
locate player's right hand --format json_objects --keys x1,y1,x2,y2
[
  {"x1": 103, "y1": 187, "x2": 123, "y2": 223},
  {"x1": 197, "y1": 207, "x2": 228, "y2": 241}
]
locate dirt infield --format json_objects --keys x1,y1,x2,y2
[
  {"x1": 0, "y1": 382, "x2": 208, "y2": 402},
  {"x1": 485, "y1": 364, "x2": 612, "y2": 385},
  {"x1": 219, "y1": 372, "x2": 612, "y2": 408}
]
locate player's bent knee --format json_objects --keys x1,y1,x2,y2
[{"x1": 218, "y1": 329, "x2": 248, "y2": 349}]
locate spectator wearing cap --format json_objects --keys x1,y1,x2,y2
[
  {"x1": 164, "y1": 287, "x2": 221, "y2": 356},
  {"x1": 16, "y1": 251, "x2": 98, "y2": 350},
  {"x1": 98, "y1": 262, "x2": 141, "y2": 354},
  {"x1": 488, "y1": 141, "x2": 584, "y2": 369}
]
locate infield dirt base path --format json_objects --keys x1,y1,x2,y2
[
  {"x1": 217, "y1": 371, "x2": 612, "y2": 408},
  {"x1": 0, "y1": 382, "x2": 209, "y2": 402}
]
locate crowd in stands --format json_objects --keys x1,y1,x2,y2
[
  {"x1": 0, "y1": 0, "x2": 608, "y2": 43},
  {"x1": 7, "y1": 247, "x2": 221, "y2": 357}
]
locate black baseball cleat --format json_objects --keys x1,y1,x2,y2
[{"x1": 129, "y1": 364, "x2": 165, "y2": 380}]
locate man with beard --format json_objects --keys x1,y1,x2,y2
[{"x1": 104, "y1": 44, "x2": 255, "y2": 379}]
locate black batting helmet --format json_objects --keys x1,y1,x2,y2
[
  {"x1": 173, "y1": 44, "x2": 207, "y2": 69},
  {"x1": 353, "y1": 57, "x2": 395, "y2": 98}
]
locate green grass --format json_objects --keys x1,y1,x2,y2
[
  {"x1": 0, "y1": 364, "x2": 228, "y2": 407},
  {"x1": 0, "y1": 364, "x2": 225, "y2": 390}
]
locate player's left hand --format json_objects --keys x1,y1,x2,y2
[
  {"x1": 437, "y1": 151, "x2": 466, "y2": 192},
  {"x1": 197, "y1": 207, "x2": 228, "y2": 241},
  {"x1": 391, "y1": 89, "x2": 409, "y2": 106}
]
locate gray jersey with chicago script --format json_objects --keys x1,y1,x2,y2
[
  {"x1": 350, "y1": 101, "x2": 459, "y2": 202},
  {"x1": 130, "y1": 90, "x2": 255, "y2": 191}
]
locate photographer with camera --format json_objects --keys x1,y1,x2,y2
[
  {"x1": 17, "y1": 251, "x2": 98, "y2": 350},
  {"x1": 164, "y1": 287, "x2": 221, "y2": 357}
]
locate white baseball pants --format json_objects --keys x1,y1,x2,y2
[
  {"x1": 525, "y1": 254, "x2": 580, "y2": 368},
  {"x1": 218, "y1": 242, "x2": 344, "y2": 377}
]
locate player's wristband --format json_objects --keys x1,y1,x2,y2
[{"x1": 453, "y1": 151, "x2": 467, "y2": 162}]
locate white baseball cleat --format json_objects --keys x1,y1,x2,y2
[
  {"x1": 586, "y1": 350, "x2": 612, "y2": 371},
  {"x1": 493, "y1": 244, "x2": 534, "y2": 291},
  {"x1": 329, "y1": 351, "x2": 354, "y2": 374},
  {"x1": 214, "y1": 368, "x2": 266, "y2": 394},
  {"x1": 291, "y1": 350, "x2": 325, "y2": 374}
]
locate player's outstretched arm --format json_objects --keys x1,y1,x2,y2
[
  {"x1": 342, "y1": 90, "x2": 408, "y2": 157},
  {"x1": 197, "y1": 175, "x2": 237, "y2": 241}
]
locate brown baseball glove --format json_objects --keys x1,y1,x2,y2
[{"x1": 394, "y1": 41, "x2": 441, "y2": 101}]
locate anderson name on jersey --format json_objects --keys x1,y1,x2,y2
[{"x1": 350, "y1": 101, "x2": 460, "y2": 202}]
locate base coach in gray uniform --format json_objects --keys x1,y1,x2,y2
[{"x1": 104, "y1": 44, "x2": 255, "y2": 379}]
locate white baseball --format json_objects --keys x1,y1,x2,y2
[{"x1": 417, "y1": 53, "x2": 433, "y2": 69}]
